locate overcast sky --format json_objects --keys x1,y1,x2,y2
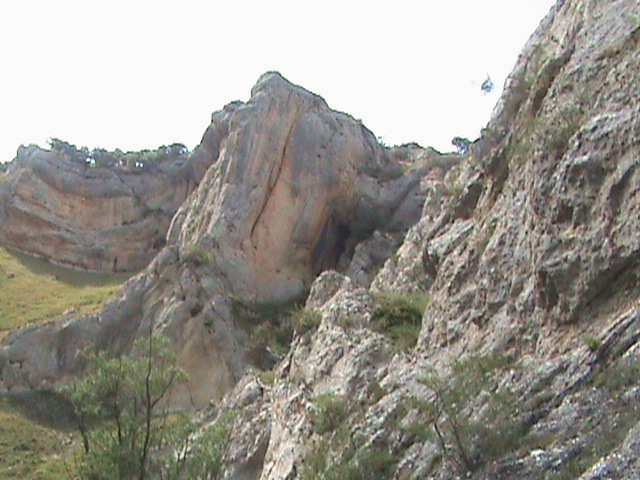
[{"x1": 0, "y1": 0, "x2": 556, "y2": 162}]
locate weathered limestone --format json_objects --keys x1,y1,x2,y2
[{"x1": 0, "y1": 72, "x2": 449, "y2": 408}]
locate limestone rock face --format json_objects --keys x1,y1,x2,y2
[
  {"x1": 168, "y1": 72, "x2": 435, "y2": 302},
  {"x1": 0, "y1": 138, "x2": 218, "y2": 272},
  {"x1": 186, "y1": 2, "x2": 640, "y2": 479},
  {"x1": 0, "y1": 73, "x2": 449, "y2": 408}
]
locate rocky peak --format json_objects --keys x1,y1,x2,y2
[
  {"x1": 0, "y1": 71, "x2": 455, "y2": 409},
  {"x1": 167, "y1": 71, "x2": 437, "y2": 303}
]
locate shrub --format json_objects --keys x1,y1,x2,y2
[
  {"x1": 63, "y1": 334, "x2": 188, "y2": 480},
  {"x1": 371, "y1": 292, "x2": 429, "y2": 352},
  {"x1": 415, "y1": 352, "x2": 521, "y2": 473},
  {"x1": 184, "y1": 243, "x2": 210, "y2": 266},
  {"x1": 292, "y1": 307, "x2": 322, "y2": 339},
  {"x1": 177, "y1": 412, "x2": 234, "y2": 480},
  {"x1": 367, "y1": 380, "x2": 387, "y2": 404},
  {"x1": 231, "y1": 295, "x2": 302, "y2": 368},
  {"x1": 244, "y1": 323, "x2": 273, "y2": 369},
  {"x1": 302, "y1": 439, "x2": 397, "y2": 480},
  {"x1": 584, "y1": 336, "x2": 600, "y2": 352},
  {"x1": 310, "y1": 393, "x2": 349, "y2": 435}
]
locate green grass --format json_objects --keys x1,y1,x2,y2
[
  {"x1": 0, "y1": 397, "x2": 73, "y2": 480},
  {"x1": 0, "y1": 246, "x2": 129, "y2": 477},
  {"x1": 371, "y1": 292, "x2": 429, "y2": 352},
  {"x1": 0, "y1": 246, "x2": 129, "y2": 337}
]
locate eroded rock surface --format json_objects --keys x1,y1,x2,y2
[
  {"x1": 0, "y1": 140, "x2": 218, "y2": 272},
  {"x1": 192, "y1": 1, "x2": 640, "y2": 479},
  {"x1": 0, "y1": 73, "x2": 453, "y2": 408}
]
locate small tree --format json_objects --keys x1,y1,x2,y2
[
  {"x1": 65, "y1": 334, "x2": 188, "y2": 480},
  {"x1": 451, "y1": 136, "x2": 471, "y2": 155}
]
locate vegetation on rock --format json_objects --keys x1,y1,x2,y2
[
  {"x1": 48, "y1": 138, "x2": 189, "y2": 171},
  {"x1": 62, "y1": 333, "x2": 233, "y2": 480},
  {"x1": 370, "y1": 291, "x2": 429, "y2": 352}
]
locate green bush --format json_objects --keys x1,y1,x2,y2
[
  {"x1": 292, "y1": 307, "x2": 322, "y2": 339},
  {"x1": 231, "y1": 295, "x2": 303, "y2": 369},
  {"x1": 310, "y1": 393, "x2": 349, "y2": 435},
  {"x1": 63, "y1": 335, "x2": 236, "y2": 480},
  {"x1": 63, "y1": 334, "x2": 188, "y2": 480},
  {"x1": 184, "y1": 243, "x2": 210, "y2": 266},
  {"x1": 584, "y1": 336, "x2": 600, "y2": 352},
  {"x1": 371, "y1": 292, "x2": 429, "y2": 352},
  {"x1": 414, "y1": 352, "x2": 521, "y2": 473},
  {"x1": 304, "y1": 445, "x2": 397, "y2": 480},
  {"x1": 177, "y1": 412, "x2": 234, "y2": 480}
]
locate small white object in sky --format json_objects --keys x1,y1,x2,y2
[{"x1": 481, "y1": 76, "x2": 495, "y2": 95}]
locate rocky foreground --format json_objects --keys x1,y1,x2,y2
[{"x1": 2, "y1": 0, "x2": 640, "y2": 478}]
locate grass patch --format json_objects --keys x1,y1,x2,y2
[
  {"x1": 0, "y1": 247, "x2": 129, "y2": 337},
  {"x1": 591, "y1": 354, "x2": 640, "y2": 392},
  {"x1": 302, "y1": 430, "x2": 397, "y2": 480},
  {"x1": 183, "y1": 242, "x2": 210, "y2": 266},
  {"x1": 583, "y1": 336, "x2": 600, "y2": 352},
  {"x1": 231, "y1": 294, "x2": 308, "y2": 369},
  {"x1": 292, "y1": 306, "x2": 322, "y2": 340},
  {"x1": 371, "y1": 292, "x2": 429, "y2": 352},
  {"x1": 0, "y1": 396, "x2": 72, "y2": 480},
  {"x1": 310, "y1": 393, "x2": 349, "y2": 435}
]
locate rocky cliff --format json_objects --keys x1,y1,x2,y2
[
  {"x1": 194, "y1": 1, "x2": 640, "y2": 479},
  {"x1": 2, "y1": 0, "x2": 640, "y2": 478},
  {"x1": 0, "y1": 72, "x2": 453, "y2": 408}
]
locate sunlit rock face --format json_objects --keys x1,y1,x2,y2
[
  {"x1": 0, "y1": 72, "x2": 449, "y2": 408},
  {"x1": 0, "y1": 141, "x2": 215, "y2": 272},
  {"x1": 167, "y1": 71, "x2": 437, "y2": 303}
]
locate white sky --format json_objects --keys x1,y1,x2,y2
[{"x1": 0, "y1": 0, "x2": 556, "y2": 162}]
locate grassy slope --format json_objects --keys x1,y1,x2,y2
[
  {"x1": 0, "y1": 398, "x2": 72, "y2": 480},
  {"x1": 0, "y1": 246, "x2": 129, "y2": 478},
  {"x1": 0, "y1": 246, "x2": 129, "y2": 337}
]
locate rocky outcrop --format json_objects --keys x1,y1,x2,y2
[
  {"x1": 0, "y1": 138, "x2": 217, "y2": 272},
  {"x1": 185, "y1": 1, "x2": 640, "y2": 479},
  {"x1": 0, "y1": 73, "x2": 455, "y2": 408},
  {"x1": 166, "y1": 73, "x2": 450, "y2": 302},
  {"x1": 5, "y1": 1, "x2": 638, "y2": 477}
]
